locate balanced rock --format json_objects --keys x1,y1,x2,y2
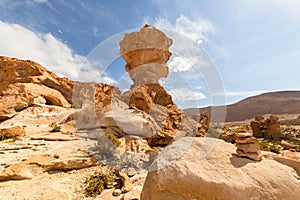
[
  {"x1": 120, "y1": 25, "x2": 172, "y2": 88},
  {"x1": 116, "y1": 26, "x2": 199, "y2": 147},
  {"x1": 235, "y1": 132, "x2": 262, "y2": 161}
]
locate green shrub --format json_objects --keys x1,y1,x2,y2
[
  {"x1": 259, "y1": 140, "x2": 281, "y2": 154},
  {"x1": 84, "y1": 175, "x2": 105, "y2": 196},
  {"x1": 84, "y1": 171, "x2": 118, "y2": 197},
  {"x1": 3, "y1": 138, "x2": 15, "y2": 143},
  {"x1": 105, "y1": 132, "x2": 121, "y2": 147},
  {"x1": 206, "y1": 127, "x2": 220, "y2": 138},
  {"x1": 49, "y1": 122, "x2": 61, "y2": 132},
  {"x1": 67, "y1": 99, "x2": 81, "y2": 109}
]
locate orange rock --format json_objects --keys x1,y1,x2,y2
[{"x1": 0, "y1": 126, "x2": 26, "y2": 140}]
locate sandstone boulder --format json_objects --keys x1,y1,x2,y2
[
  {"x1": 141, "y1": 137, "x2": 300, "y2": 200},
  {"x1": 0, "y1": 126, "x2": 26, "y2": 140},
  {"x1": 99, "y1": 108, "x2": 160, "y2": 138}
]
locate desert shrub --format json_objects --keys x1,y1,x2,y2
[
  {"x1": 49, "y1": 122, "x2": 61, "y2": 132},
  {"x1": 84, "y1": 171, "x2": 118, "y2": 197},
  {"x1": 3, "y1": 138, "x2": 15, "y2": 143},
  {"x1": 289, "y1": 139, "x2": 300, "y2": 146},
  {"x1": 259, "y1": 140, "x2": 281, "y2": 154},
  {"x1": 259, "y1": 141, "x2": 271, "y2": 151},
  {"x1": 270, "y1": 146, "x2": 281, "y2": 154},
  {"x1": 206, "y1": 127, "x2": 220, "y2": 138},
  {"x1": 105, "y1": 132, "x2": 121, "y2": 147},
  {"x1": 67, "y1": 99, "x2": 81, "y2": 109},
  {"x1": 84, "y1": 175, "x2": 105, "y2": 196}
]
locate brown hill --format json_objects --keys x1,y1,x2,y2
[{"x1": 184, "y1": 91, "x2": 300, "y2": 122}]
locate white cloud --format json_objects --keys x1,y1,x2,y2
[
  {"x1": 168, "y1": 56, "x2": 193, "y2": 72},
  {"x1": 144, "y1": 15, "x2": 214, "y2": 74},
  {"x1": 169, "y1": 88, "x2": 206, "y2": 102},
  {"x1": 145, "y1": 14, "x2": 215, "y2": 44},
  {"x1": 225, "y1": 90, "x2": 269, "y2": 97},
  {"x1": 0, "y1": 20, "x2": 115, "y2": 84}
]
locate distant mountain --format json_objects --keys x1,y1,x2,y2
[{"x1": 184, "y1": 91, "x2": 300, "y2": 122}]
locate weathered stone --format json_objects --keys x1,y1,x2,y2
[
  {"x1": 0, "y1": 126, "x2": 26, "y2": 140},
  {"x1": 235, "y1": 132, "x2": 253, "y2": 138},
  {"x1": 118, "y1": 171, "x2": 133, "y2": 193},
  {"x1": 126, "y1": 83, "x2": 174, "y2": 114},
  {"x1": 122, "y1": 190, "x2": 141, "y2": 200},
  {"x1": 267, "y1": 123, "x2": 283, "y2": 140},
  {"x1": 280, "y1": 140, "x2": 299, "y2": 151},
  {"x1": 141, "y1": 137, "x2": 300, "y2": 200},
  {"x1": 236, "y1": 149, "x2": 263, "y2": 161},
  {"x1": 235, "y1": 132, "x2": 262, "y2": 161},
  {"x1": 121, "y1": 135, "x2": 153, "y2": 153},
  {"x1": 113, "y1": 189, "x2": 122, "y2": 197},
  {"x1": 236, "y1": 143, "x2": 261, "y2": 153},
  {"x1": 235, "y1": 137, "x2": 257, "y2": 144},
  {"x1": 119, "y1": 25, "x2": 172, "y2": 88},
  {"x1": 250, "y1": 115, "x2": 284, "y2": 140},
  {"x1": 99, "y1": 108, "x2": 160, "y2": 138},
  {"x1": 250, "y1": 120, "x2": 264, "y2": 138}
]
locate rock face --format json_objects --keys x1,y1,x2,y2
[
  {"x1": 119, "y1": 25, "x2": 172, "y2": 88},
  {"x1": 141, "y1": 137, "x2": 300, "y2": 200},
  {"x1": 235, "y1": 132, "x2": 262, "y2": 161},
  {"x1": 0, "y1": 56, "x2": 119, "y2": 127},
  {"x1": 250, "y1": 115, "x2": 284, "y2": 140}
]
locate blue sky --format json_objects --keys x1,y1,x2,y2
[{"x1": 0, "y1": 0, "x2": 300, "y2": 108}]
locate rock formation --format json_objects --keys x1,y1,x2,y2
[
  {"x1": 197, "y1": 113, "x2": 210, "y2": 136},
  {"x1": 119, "y1": 24, "x2": 172, "y2": 88},
  {"x1": 99, "y1": 25, "x2": 200, "y2": 147},
  {"x1": 141, "y1": 137, "x2": 300, "y2": 200},
  {"x1": 250, "y1": 115, "x2": 284, "y2": 140},
  {"x1": 235, "y1": 132, "x2": 262, "y2": 161},
  {"x1": 0, "y1": 56, "x2": 119, "y2": 130}
]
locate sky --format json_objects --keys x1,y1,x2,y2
[{"x1": 0, "y1": 0, "x2": 300, "y2": 108}]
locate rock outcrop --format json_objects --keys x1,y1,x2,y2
[
  {"x1": 235, "y1": 132, "x2": 262, "y2": 161},
  {"x1": 0, "y1": 56, "x2": 119, "y2": 129},
  {"x1": 99, "y1": 25, "x2": 199, "y2": 148},
  {"x1": 141, "y1": 137, "x2": 300, "y2": 200},
  {"x1": 197, "y1": 113, "x2": 210, "y2": 136},
  {"x1": 250, "y1": 115, "x2": 284, "y2": 140}
]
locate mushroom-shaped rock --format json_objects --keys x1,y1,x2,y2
[{"x1": 119, "y1": 25, "x2": 173, "y2": 88}]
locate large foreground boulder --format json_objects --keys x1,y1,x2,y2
[{"x1": 141, "y1": 137, "x2": 300, "y2": 200}]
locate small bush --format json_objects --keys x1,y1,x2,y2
[
  {"x1": 84, "y1": 175, "x2": 105, "y2": 196},
  {"x1": 105, "y1": 132, "x2": 121, "y2": 147},
  {"x1": 84, "y1": 171, "x2": 118, "y2": 197},
  {"x1": 49, "y1": 122, "x2": 61, "y2": 132},
  {"x1": 270, "y1": 146, "x2": 281, "y2": 154},
  {"x1": 67, "y1": 99, "x2": 81, "y2": 109},
  {"x1": 3, "y1": 138, "x2": 15, "y2": 143},
  {"x1": 206, "y1": 127, "x2": 220, "y2": 138},
  {"x1": 259, "y1": 140, "x2": 281, "y2": 154}
]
